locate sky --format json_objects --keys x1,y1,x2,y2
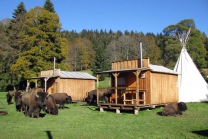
[{"x1": 0, "y1": 0, "x2": 208, "y2": 35}]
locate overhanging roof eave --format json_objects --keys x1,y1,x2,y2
[
  {"x1": 27, "y1": 75, "x2": 59, "y2": 79},
  {"x1": 97, "y1": 67, "x2": 150, "y2": 74}
]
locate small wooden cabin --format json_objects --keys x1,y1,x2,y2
[
  {"x1": 27, "y1": 69, "x2": 97, "y2": 101},
  {"x1": 97, "y1": 58, "x2": 179, "y2": 114}
]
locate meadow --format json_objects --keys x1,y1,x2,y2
[{"x1": 0, "y1": 92, "x2": 208, "y2": 139}]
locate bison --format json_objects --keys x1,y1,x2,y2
[
  {"x1": 22, "y1": 88, "x2": 49, "y2": 118},
  {"x1": 86, "y1": 89, "x2": 112, "y2": 104},
  {"x1": 162, "y1": 102, "x2": 187, "y2": 116},
  {"x1": 45, "y1": 95, "x2": 58, "y2": 115},
  {"x1": 6, "y1": 91, "x2": 13, "y2": 105},
  {"x1": 22, "y1": 90, "x2": 31, "y2": 116},
  {"x1": 50, "y1": 93, "x2": 72, "y2": 109},
  {"x1": 13, "y1": 90, "x2": 23, "y2": 111}
]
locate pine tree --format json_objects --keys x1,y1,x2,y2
[
  {"x1": 4, "y1": 2, "x2": 27, "y2": 90},
  {"x1": 12, "y1": 2, "x2": 27, "y2": 18},
  {"x1": 11, "y1": 6, "x2": 67, "y2": 79},
  {"x1": 44, "y1": 0, "x2": 56, "y2": 13}
]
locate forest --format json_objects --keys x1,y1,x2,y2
[{"x1": 0, "y1": 0, "x2": 207, "y2": 91}]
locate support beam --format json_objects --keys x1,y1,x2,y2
[
  {"x1": 35, "y1": 79, "x2": 38, "y2": 88},
  {"x1": 26, "y1": 79, "x2": 30, "y2": 92},
  {"x1": 134, "y1": 70, "x2": 141, "y2": 105},
  {"x1": 96, "y1": 74, "x2": 101, "y2": 105},
  {"x1": 44, "y1": 77, "x2": 50, "y2": 92},
  {"x1": 112, "y1": 73, "x2": 119, "y2": 104}
]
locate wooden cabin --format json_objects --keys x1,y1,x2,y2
[
  {"x1": 27, "y1": 69, "x2": 97, "y2": 101},
  {"x1": 96, "y1": 58, "x2": 179, "y2": 114}
]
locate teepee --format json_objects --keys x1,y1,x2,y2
[{"x1": 174, "y1": 28, "x2": 208, "y2": 102}]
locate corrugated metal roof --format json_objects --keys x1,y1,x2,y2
[
  {"x1": 60, "y1": 71, "x2": 97, "y2": 80},
  {"x1": 149, "y1": 64, "x2": 178, "y2": 74}
]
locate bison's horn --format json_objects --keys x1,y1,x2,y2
[{"x1": 36, "y1": 92, "x2": 39, "y2": 98}]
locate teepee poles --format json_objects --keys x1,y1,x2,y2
[{"x1": 175, "y1": 28, "x2": 191, "y2": 49}]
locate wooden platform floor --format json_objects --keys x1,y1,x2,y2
[{"x1": 98, "y1": 103, "x2": 167, "y2": 114}]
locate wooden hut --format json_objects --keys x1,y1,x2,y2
[
  {"x1": 27, "y1": 69, "x2": 97, "y2": 101},
  {"x1": 97, "y1": 58, "x2": 179, "y2": 114}
]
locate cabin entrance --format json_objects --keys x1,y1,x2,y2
[{"x1": 121, "y1": 89, "x2": 146, "y2": 105}]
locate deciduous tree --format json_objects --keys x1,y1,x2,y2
[{"x1": 11, "y1": 6, "x2": 68, "y2": 79}]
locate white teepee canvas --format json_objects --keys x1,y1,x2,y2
[{"x1": 174, "y1": 48, "x2": 208, "y2": 102}]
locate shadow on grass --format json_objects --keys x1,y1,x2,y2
[
  {"x1": 192, "y1": 130, "x2": 208, "y2": 137},
  {"x1": 8, "y1": 102, "x2": 14, "y2": 105},
  {"x1": 58, "y1": 106, "x2": 69, "y2": 109},
  {"x1": 23, "y1": 113, "x2": 46, "y2": 118},
  {"x1": 156, "y1": 111, "x2": 163, "y2": 116},
  {"x1": 86, "y1": 106, "x2": 99, "y2": 111},
  {"x1": 45, "y1": 131, "x2": 53, "y2": 139},
  {"x1": 39, "y1": 113, "x2": 46, "y2": 118}
]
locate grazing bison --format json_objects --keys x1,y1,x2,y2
[
  {"x1": 13, "y1": 90, "x2": 23, "y2": 111},
  {"x1": 6, "y1": 91, "x2": 13, "y2": 105},
  {"x1": 22, "y1": 88, "x2": 49, "y2": 118},
  {"x1": 51, "y1": 93, "x2": 72, "y2": 109},
  {"x1": 86, "y1": 89, "x2": 112, "y2": 104},
  {"x1": 22, "y1": 90, "x2": 32, "y2": 116},
  {"x1": 45, "y1": 95, "x2": 58, "y2": 115},
  {"x1": 162, "y1": 102, "x2": 187, "y2": 116}
]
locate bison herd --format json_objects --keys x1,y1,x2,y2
[
  {"x1": 6, "y1": 88, "x2": 72, "y2": 118},
  {"x1": 6, "y1": 88, "x2": 188, "y2": 117}
]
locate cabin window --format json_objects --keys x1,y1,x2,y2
[
  {"x1": 140, "y1": 71, "x2": 146, "y2": 78},
  {"x1": 118, "y1": 78, "x2": 125, "y2": 86}
]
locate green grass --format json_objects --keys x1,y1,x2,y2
[
  {"x1": 98, "y1": 77, "x2": 111, "y2": 88},
  {"x1": 80, "y1": 69, "x2": 111, "y2": 88},
  {"x1": 0, "y1": 92, "x2": 208, "y2": 139}
]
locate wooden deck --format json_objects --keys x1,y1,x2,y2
[{"x1": 98, "y1": 103, "x2": 166, "y2": 114}]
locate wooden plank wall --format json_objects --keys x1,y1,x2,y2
[
  {"x1": 139, "y1": 71, "x2": 150, "y2": 104},
  {"x1": 53, "y1": 78, "x2": 95, "y2": 101},
  {"x1": 41, "y1": 69, "x2": 60, "y2": 76},
  {"x1": 150, "y1": 73, "x2": 178, "y2": 104},
  {"x1": 111, "y1": 58, "x2": 149, "y2": 70}
]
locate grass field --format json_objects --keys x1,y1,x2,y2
[{"x1": 0, "y1": 92, "x2": 208, "y2": 139}]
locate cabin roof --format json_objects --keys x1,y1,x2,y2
[
  {"x1": 28, "y1": 71, "x2": 97, "y2": 80},
  {"x1": 97, "y1": 64, "x2": 178, "y2": 75},
  {"x1": 59, "y1": 71, "x2": 97, "y2": 80}
]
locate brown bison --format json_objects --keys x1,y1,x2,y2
[
  {"x1": 22, "y1": 90, "x2": 31, "y2": 115},
  {"x1": 45, "y1": 95, "x2": 58, "y2": 115},
  {"x1": 13, "y1": 90, "x2": 23, "y2": 111},
  {"x1": 50, "y1": 93, "x2": 72, "y2": 109},
  {"x1": 22, "y1": 88, "x2": 49, "y2": 118},
  {"x1": 86, "y1": 89, "x2": 112, "y2": 104},
  {"x1": 6, "y1": 91, "x2": 13, "y2": 105},
  {"x1": 162, "y1": 102, "x2": 187, "y2": 116}
]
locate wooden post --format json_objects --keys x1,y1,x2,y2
[
  {"x1": 96, "y1": 74, "x2": 100, "y2": 105},
  {"x1": 112, "y1": 73, "x2": 119, "y2": 104},
  {"x1": 26, "y1": 79, "x2": 30, "y2": 92},
  {"x1": 35, "y1": 79, "x2": 38, "y2": 88},
  {"x1": 44, "y1": 77, "x2": 49, "y2": 92},
  {"x1": 134, "y1": 70, "x2": 141, "y2": 105}
]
